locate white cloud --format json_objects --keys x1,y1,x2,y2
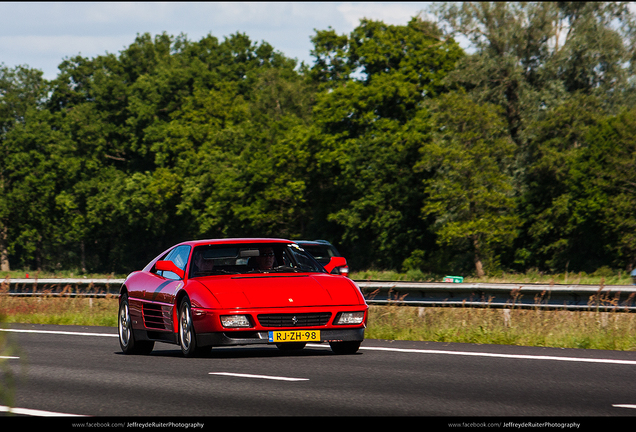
[
  {"x1": 1, "y1": 35, "x2": 131, "y2": 56},
  {"x1": 82, "y1": 2, "x2": 176, "y2": 24},
  {"x1": 336, "y1": 2, "x2": 431, "y2": 29}
]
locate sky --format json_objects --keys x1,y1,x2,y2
[{"x1": 0, "y1": 2, "x2": 435, "y2": 80}]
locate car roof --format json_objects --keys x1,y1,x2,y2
[{"x1": 176, "y1": 238, "x2": 294, "y2": 248}]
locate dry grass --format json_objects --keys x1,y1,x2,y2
[
  {"x1": 366, "y1": 304, "x2": 636, "y2": 350},
  {"x1": 0, "y1": 295, "x2": 118, "y2": 327},
  {"x1": 3, "y1": 291, "x2": 636, "y2": 351}
]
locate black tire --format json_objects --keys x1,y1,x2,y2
[
  {"x1": 178, "y1": 297, "x2": 210, "y2": 357},
  {"x1": 329, "y1": 341, "x2": 361, "y2": 355},
  {"x1": 118, "y1": 294, "x2": 154, "y2": 355}
]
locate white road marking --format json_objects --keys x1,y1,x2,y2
[
  {"x1": 5, "y1": 328, "x2": 636, "y2": 366},
  {"x1": 0, "y1": 356, "x2": 19, "y2": 359},
  {"x1": 0, "y1": 328, "x2": 117, "y2": 337},
  {"x1": 613, "y1": 404, "x2": 636, "y2": 409},
  {"x1": 0, "y1": 405, "x2": 86, "y2": 417},
  {"x1": 209, "y1": 372, "x2": 309, "y2": 381},
  {"x1": 308, "y1": 343, "x2": 636, "y2": 365}
]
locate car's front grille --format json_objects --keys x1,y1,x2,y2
[{"x1": 257, "y1": 312, "x2": 332, "y2": 328}]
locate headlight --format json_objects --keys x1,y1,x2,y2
[
  {"x1": 220, "y1": 315, "x2": 252, "y2": 328},
  {"x1": 335, "y1": 311, "x2": 365, "y2": 325}
]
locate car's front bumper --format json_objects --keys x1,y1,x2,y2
[{"x1": 196, "y1": 327, "x2": 365, "y2": 347}]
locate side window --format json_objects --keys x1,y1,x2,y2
[
  {"x1": 161, "y1": 245, "x2": 191, "y2": 280},
  {"x1": 287, "y1": 245, "x2": 323, "y2": 272}
]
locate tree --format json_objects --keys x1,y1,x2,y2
[
  {"x1": 573, "y1": 107, "x2": 636, "y2": 271},
  {"x1": 433, "y1": 2, "x2": 636, "y2": 147},
  {"x1": 308, "y1": 17, "x2": 464, "y2": 269},
  {"x1": 38, "y1": 30, "x2": 312, "y2": 272},
  {"x1": 516, "y1": 93, "x2": 605, "y2": 271},
  {"x1": 416, "y1": 92, "x2": 519, "y2": 277},
  {"x1": 0, "y1": 64, "x2": 49, "y2": 271},
  {"x1": 1, "y1": 108, "x2": 79, "y2": 270}
]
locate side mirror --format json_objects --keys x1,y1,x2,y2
[
  {"x1": 155, "y1": 260, "x2": 185, "y2": 279},
  {"x1": 324, "y1": 256, "x2": 347, "y2": 274}
]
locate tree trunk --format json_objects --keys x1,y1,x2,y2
[
  {"x1": 81, "y1": 241, "x2": 86, "y2": 274},
  {"x1": 0, "y1": 224, "x2": 9, "y2": 272},
  {"x1": 472, "y1": 235, "x2": 485, "y2": 278}
]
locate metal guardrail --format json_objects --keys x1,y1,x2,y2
[
  {"x1": 357, "y1": 281, "x2": 636, "y2": 311},
  {"x1": 2, "y1": 278, "x2": 124, "y2": 297},
  {"x1": 3, "y1": 278, "x2": 636, "y2": 311}
]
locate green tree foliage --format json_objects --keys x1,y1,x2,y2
[
  {"x1": 432, "y1": 1, "x2": 636, "y2": 273},
  {"x1": 2, "y1": 5, "x2": 636, "y2": 277},
  {"x1": 308, "y1": 17, "x2": 464, "y2": 269},
  {"x1": 0, "y1": 65, "x2": 50, "y2": 271},
  {"x1": 433, "y1": 1, "x2": 636, "y2": 146},
  {"x1": 417, "y1": 93, "x2": 519, "y2": 276},
  {"x1": 573, "y1": 108, "x2": 636, "y2": 270},
  {"x1": 521, "y1": 104, "x2": 636, "y2": 273},
  {"x1": 517, "y1": 94, "x2": 605, "y2": 271},
  {"x1": 5, "y1": 32, "x2": 315, "y2": 272}
]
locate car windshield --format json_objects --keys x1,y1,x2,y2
[{"x1": 188, "y1": 243, "x2": 325, "y2": 278}]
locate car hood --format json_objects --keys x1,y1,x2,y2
[{"x1": 194, "y1": 274, "x2": 363, "y2": 308}]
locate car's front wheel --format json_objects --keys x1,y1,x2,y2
[
  {"x1": 118, "y1": 294, "x2": 154, "y2": 355},
  {"x1": 178, "y1": 297, "x2": 210, "y2": 357}
]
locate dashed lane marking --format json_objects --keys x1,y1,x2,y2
[
  {"x1": 308, "y1": 344, "x2": 636, "y2": 365},
  {"x1": 613, "y1": 404, "x2": 636, "y2": 409},
  {"x1": 0, "y1": 405, "x2": 86, "y2": 417},
  {"x1": 209, "y1": 372, "x2": 309, "y2": 381}
]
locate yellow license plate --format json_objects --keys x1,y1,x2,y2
[{"x1": 268, "y1": 330, "x2": 321, "y2": 343}]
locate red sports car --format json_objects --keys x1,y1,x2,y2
[{"x1": 118, "y1": 238, "x2": 368, "y2": 357}]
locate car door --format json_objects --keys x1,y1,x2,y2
[{"x1": 143, "y1": 245, "x2": 191, "y2": 331}]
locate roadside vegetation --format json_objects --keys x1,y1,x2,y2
[
  {"x1": 2, "y1": 295, "x2": 636, "y2": 351},
  {"x1": 0, "y1": 296, "x2": 118, "y2": 327},
  {"x1": 2, "y1": 268, "x2": 635, "y2": 351},
  {"x1": 366, "y1": 305, "x2": 636, "y2": 351}
]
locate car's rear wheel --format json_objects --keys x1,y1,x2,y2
[
  {"x1": 329, "y1": 341, "x2": 361, "y2": 355},
  {"x1": 118, "y1": 294, "x2": 154, "y2": 355}
]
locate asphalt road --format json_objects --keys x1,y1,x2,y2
[{"x1": 2, "y1": 323, "x2": 636, "y2": 423}]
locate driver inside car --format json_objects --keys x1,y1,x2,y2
[
  {"x1": 191, "y1": 251, "x2": 215, "y2": 275},
  {"x1": 253, "y1": 247, "x2": 276, "y2": 270}
]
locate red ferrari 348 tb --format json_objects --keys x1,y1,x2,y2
[{"x1": 118, "y1": 238, "x2": 368, "y2": 357}]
